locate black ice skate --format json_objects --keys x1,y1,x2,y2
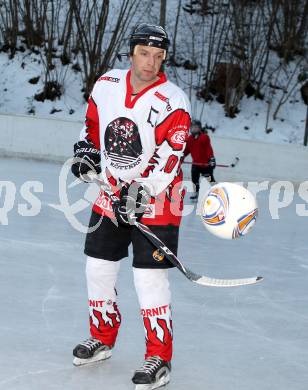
[
  {"x1": 132, "y1": 356, "x2": 171, "y2": 390},
  {"x1": 73, "y1": 337, "x2": 112, "y2": 366}
]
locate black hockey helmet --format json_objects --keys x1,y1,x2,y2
[
  {"x1": 129, "y1": 23, "x2": 170, "y2": 56},
  {"x1": 191, "y1": 119, "x2": 202, "y2": 129},
  {"x1": 190, "y1": 119, "x2": 203, "y2": 135}
]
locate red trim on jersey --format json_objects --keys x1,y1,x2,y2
[
  {"x1": 155, "y1": 109, "x2": 190, "y2": 150},
  {"x1": 85, "y1": 96, "x2": 100, "y2": 149},
  {"x1": 125, "y1": 70, "x2": 167, "y2": 109}
]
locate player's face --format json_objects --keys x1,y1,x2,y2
[
  {"x1": 130, "y1": 45, "x2": 165, "y2": 84},
  {"x1": 191, "y1": 125, "x2": 201, "y2": 135}
]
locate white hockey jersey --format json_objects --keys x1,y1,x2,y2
[{"x1": 80, "y1": 68, "x2": 191, "y2": 225}]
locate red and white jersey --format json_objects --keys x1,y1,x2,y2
[
  {"x1": 80, "y1": 68, "x2": 191, "y2": 225},
  {"x1": 184, "y1": 133, "x2": 214, "y2": 164}
]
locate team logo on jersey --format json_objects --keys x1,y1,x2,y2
[
  {"x1": 170, "y1": 130, "x2": 186, "y2": 145},
  {"x1": 153, "y1": 249, "x2": 165, "y2": 262},
  {"x1": 104, "y1": 117, "x2": 142, "y2": 170}
]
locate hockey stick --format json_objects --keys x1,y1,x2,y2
[
  {"x1": 88, "y1": 178, "x2": 262, "y2": 288},
  {"x1": 133, "y1": 221, "x2": 263, "y2": 287},
  {"x1": 184, "y1": 156, "x2": 240, "y2": 168}
]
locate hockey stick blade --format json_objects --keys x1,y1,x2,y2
[
  {"x1": 193, "y1": 275, "x2": 263, "y2": 287},
  {"x1": 135, "y1": 222, "x2": 263, "y2": 287},
  {"x1": 231, "y1": 156, "x2": 240, "y2": 167}
]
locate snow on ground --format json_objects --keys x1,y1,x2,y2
[
  {"x1": 202, "y1": 93, "x2": 306, "y2": 144},
  {"x1": 0, "y1": 50, "x2": 86, "y2": 120},
  {"x1": 1, "y1": 157, "x2": 308, "y2": 390},
  {"x1": 0, "y1": 47, "x2": 306, "y2": 146}
]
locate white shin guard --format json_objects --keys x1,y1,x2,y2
[
  {"x1": 133, "y1": 268, "x2": 171, "y2": 308},
  {"x1": 86, "y1": 256, "x2": 120, "y2": 301}
]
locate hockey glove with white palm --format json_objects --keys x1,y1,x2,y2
[
  {"x1": 71, "y1": 140, "x2": 101, "y2": 182},
  {"x1": 112, "y1": 183, "x2": 150, "y2": 226}
]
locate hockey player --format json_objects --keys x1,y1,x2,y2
[
  {"x1": 71, "y1": 23, "x2": 191, "y2": 389},
  {"x1": 184, "y1": 119, "x2": 216, "y2": 199}
]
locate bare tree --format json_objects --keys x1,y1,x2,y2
[
  {"x1": 0, "y1": 0, "x2": 19, "y2": 57},
  {"x1": 160, "y1": 0, "x2": 167, "y2": 28},
  {"x1": 223, "y1": 0, "x2": 270, "y2": 116},
  {"x1": 70, "y1": 0, "x2": 144, "y2": 98},
  {"x1": 0, "y1": 0, "x2": 307, "y2": 120},
  {"x1": 269, "y1": 0, "x2": 308, "y2": 62},
  {"x1": 169, "y1": 0, "x2": 182, "y2": 63},
  {"x1": 272, "y1": 58, "x2": 305, "y2": 120}
]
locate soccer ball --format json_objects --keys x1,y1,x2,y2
[{"x1": 201, "y1": 182, "x2": 258, "y2": 240}]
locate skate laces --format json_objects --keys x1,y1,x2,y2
[
  {"x1": 80, "y1": 337, "x2": 103, "y2": 351},
  {"x1": 136, "y1": 356, "x2": 164, "y2": 374}
]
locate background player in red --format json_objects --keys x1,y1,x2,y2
[
  {"x1": 184, "y1": 119, "x2": 216, "y2": 199},
  {"x1": 71, "y1": 23, "x2": 191, "y2": 389}
]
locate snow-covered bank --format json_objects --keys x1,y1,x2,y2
[
  {"x1": 0, "y1": 47, "x2": 306, "y2": 146},
  {"x1": 1, "y1": 113, "x2": 307, "y2": 183}
]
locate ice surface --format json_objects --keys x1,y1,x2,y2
[{"x1": 1, "y1": 157, "x2": 308, "y2": 390}]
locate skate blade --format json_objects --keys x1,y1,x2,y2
[
  {"x1": 135, "y1": 373, "x2": 170, "y2": 390},
  {"x1": 73, "y1": 349, "x2": 112, "y2": 366}
]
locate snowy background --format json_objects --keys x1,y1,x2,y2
[
  {"x1": 0, "y1": 0, "x2": 307, "y2": 145},
  {"x1": 0, "y1": 47, "x2": 306, "y2": 145}
]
